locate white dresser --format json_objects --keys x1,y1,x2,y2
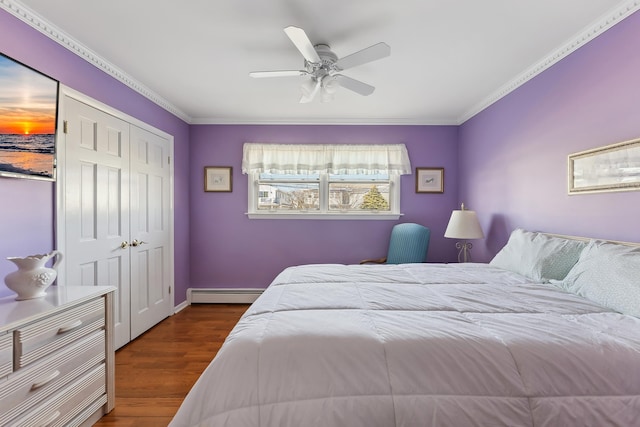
[{"x1": 0, "y1": 286, "x2": 115, "y2": 427}]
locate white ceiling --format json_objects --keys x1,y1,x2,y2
[{"x1": 6, "y1": 0, "x2": 638, "y2": 125}]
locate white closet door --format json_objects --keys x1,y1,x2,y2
[
  {"x1": 62, "y1": 96, "x2": 132, "y2": 349},
  {"x1": 129, "y1": 125, "x2": 172, "y2": 339},
  {"x1": 61, "y1": 94, "x2": 174, "y2": 349}
]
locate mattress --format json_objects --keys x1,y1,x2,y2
[{"x1": 170, "y1": 263, "x2": 640, "y2": 427}]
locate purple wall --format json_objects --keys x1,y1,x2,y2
[
  {"x1": 0, "y1": 10, "x2": 191, "y2": 300},
  {"x1": 0, "y1": 7, "x2": 458, "y2": 303},
  {"x1": 4, "y1": 5, "x2": 638, "y2": 303},
  {"x1": 459, "y1": 10, "x2": 640, "y2": 261},
  {"x1": 189, "y1": 125, "x2": 459, "y2": 289}
]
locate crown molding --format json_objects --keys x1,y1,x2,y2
[
  {"x1": 457, "y1": 0, "x2": 640, "y2": 125},
  {"x1": 189, "y1": 117, "x2": 459, "y2": 126},
  {"x1": 2, "y1": 0, "x2": 638, "y2": 126},
  {"x1": 0, "y1": 0, "x2": 191, "y2": 123}
]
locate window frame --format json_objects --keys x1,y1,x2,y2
[{"x1": 247, "y1": 172, "x2": 402, "y2": 220}]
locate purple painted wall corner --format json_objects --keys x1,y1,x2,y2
[
  {"x1": 189, "y1": 125, "x2": 459, "y2": 289},
  {"x1": 3, "y1": 6, "x2": 640, "y2": 304},
  {"x1": 0, "y1": 9, "x2": 191, "y2": 303},
  {"x1": 459, "y1": 10, "x2": 640, "y2": 261}
]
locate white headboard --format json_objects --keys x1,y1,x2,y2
[{"x1": 543, "y1": 233, "x2": 640, "y2": 248}]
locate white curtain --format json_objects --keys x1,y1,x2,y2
[{"x1": 242, "y1": 143, "x2": 412, "y2": 175}]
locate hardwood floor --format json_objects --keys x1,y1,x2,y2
[{"x1": 94, "y1": 303, "x2": 250, "y2": 426}]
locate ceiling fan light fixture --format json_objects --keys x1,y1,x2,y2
[
  {"x1": 300, "y1": 79, "x2": 317, "y2": 96},
  {"x1": 300, "y1": 78, "x2": 321, "y2": 103},
  {"x1": 321, "y1": 90, "x2": 335, "y2": 103},
  {"x1": 322, "y1": 76, "x2": 339, "y2": 94}
]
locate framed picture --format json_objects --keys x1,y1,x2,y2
[
  {"x1": 568, "y1": 137, "x2": 640, "y2": 194},
  {"x1": 204, "y1": 166, "x2": 232, "y2": 192},
  {"x1": 0, "y1": 52, "x2": 59, "y2": 181},
  {"x1": 416, "y1": 167, "x2": 444, "y2": 193}
]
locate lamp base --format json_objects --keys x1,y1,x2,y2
[{"x1": 455, "y1": 241, "x2": 473, "y2": 263}]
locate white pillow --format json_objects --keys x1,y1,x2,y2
[
  {"x1": 558, "y1": 240, "x2": 640, "y2": 317},
  {"x1": 490, "y1": 229, "x2": 586, "y2": 282}
]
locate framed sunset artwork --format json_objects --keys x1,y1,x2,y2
[{"x1": 0, "y1": 52, "x2": 59, "y2": 181}]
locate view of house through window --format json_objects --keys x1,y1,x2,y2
[
  {"x1": 257, "y1": 173, "x2": 390, "y2": 212},
  {"x1": 328, "y1": 174, "x2": 390, "y2": 211},
  {"x1": 257, "y1": 174, "x2": 320, "y2": 211}
]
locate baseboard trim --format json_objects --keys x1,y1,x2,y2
[
  {"x1": 173, "y1": 300, "x2": 189, "y2": 313},
  {"x1": 188, "y1": 288, "x2": 263, "y2": 304}
]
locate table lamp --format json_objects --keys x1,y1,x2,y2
[{"x1": 444, "y1": 203, "x2": 484, "y2": 262}]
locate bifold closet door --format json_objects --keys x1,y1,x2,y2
[
  {"x1": 62, "y1": 96, "x2": 173, "y2": 349},
  {"x1": 129, "y1": 125, "x2": 172, "y2": 340},
  {"x1": 63, "y1": 96, "x2": 132, "y2": 349}
]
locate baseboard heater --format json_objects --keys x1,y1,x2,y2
[{"x1": 188, "y1": 288, "x2": 264, "y2": 304}]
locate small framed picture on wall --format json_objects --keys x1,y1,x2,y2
[
  {"x1": 204, "y1": 166, "x2": 232, "y2": 192},
  {"x1": 416, "y1": 167, "x2": 444, "y2": 193}
]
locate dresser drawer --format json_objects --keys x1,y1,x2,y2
[
  {"x1": 0, "y1": 332, "x2": 11, "y2": 380},
  {"x1": 8, "y1": 363, "x2": 106, "y2": 427},
  {"x1": 14, "y1": 298, "x2": 104, "y2": 369},
  {"x1": 0, "y1": 330, "x2": 105, "y2": 426}
]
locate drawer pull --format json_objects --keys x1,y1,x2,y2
[
  {"x1": 31, "y1": 370, "x2": 61, "y2": 390},
  {"x1": 57, "y1": 319, "x2": 83, "y2": 334},
  {"x1": 39, "y1": 410, "x2": 60, "y2": 427}
]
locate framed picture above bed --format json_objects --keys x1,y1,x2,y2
[
  {"x1": 568, "y1": 137, "x2": 640, "y2": 194},
  {"x1": 415, "y1": 167, "x2": 444, "y2": 193}
]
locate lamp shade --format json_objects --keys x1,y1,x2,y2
[{"x1": 444, "y1": 207, "x2": 484, "y2": 240}]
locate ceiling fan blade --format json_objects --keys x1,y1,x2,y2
[
  {"x1": 284, "y1": 26, "x2": 321, "y2": 63},
  {"x1": 334, "y1": 75, "x2": 375, "y2": 96},
  {"x1": 335, "y1": 42, "x2": 390, "y2": 71},
  {"x1": 249, "y1": 70, "x2": 308, "y2": 78},
  {"x1": 300, "y1": 78, "x2": 322, "y2": 103}
]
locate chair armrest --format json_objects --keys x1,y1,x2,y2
[{"x1": 359, "y1": 257, "x2": 387, "y2": 264}]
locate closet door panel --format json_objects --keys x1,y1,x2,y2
[
  {"x1": 129, "y1": 125, "x2": 172, "y2": 340},
  {"x1": 63, "y1": 97, "x2": 132, "y2": 349}
]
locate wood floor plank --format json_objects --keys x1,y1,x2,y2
[{"x1": 94, "y1": 303, "x2": 249, "y2": 426}]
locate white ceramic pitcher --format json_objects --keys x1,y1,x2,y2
[{"x1": 4, "y1": 250, "x2": 63, "y2": 300}]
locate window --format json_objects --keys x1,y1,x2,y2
[
  {"x1": 257, "y1": 174, "x2": 320, "y2": 211},
  {"x1": 327, "y1": 173, "x2": 390, "y2": 211},
  {"x1": 243, "y1": 143, "x2": 411, "y2": 219}
]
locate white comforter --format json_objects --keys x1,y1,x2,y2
[{"x1": 170, "y1": 263, "x2": 640, "y2": 427}]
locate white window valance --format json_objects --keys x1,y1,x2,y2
[{"x1": 242, "y1": 143, "x2": 412, "y2": 175}]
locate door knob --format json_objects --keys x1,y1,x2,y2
[
  {"x1": 120, "y1": 241, "x2": 129, "y2": 249},
  {"x1": 131, "y1": 239, "x2": 148, "y2": 247}
]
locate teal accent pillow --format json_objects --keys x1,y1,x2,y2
[
  {"x1": 490, "y1": 229, "x2": 586, "y2": 282},
  {"x1": 557, "y1": 240, "x2": 640, "y2": 317}
]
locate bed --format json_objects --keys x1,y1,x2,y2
[{"x1": 170, "y1": 230, "x2": 640, "y2": 427}]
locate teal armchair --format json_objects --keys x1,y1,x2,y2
[{"x1": 360, "y1": 223, "x2": 431, "y2": 264}]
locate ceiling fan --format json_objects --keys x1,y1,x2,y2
[{"x1": 249, "y1": 26, "x2": 390, "y2": 103}]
